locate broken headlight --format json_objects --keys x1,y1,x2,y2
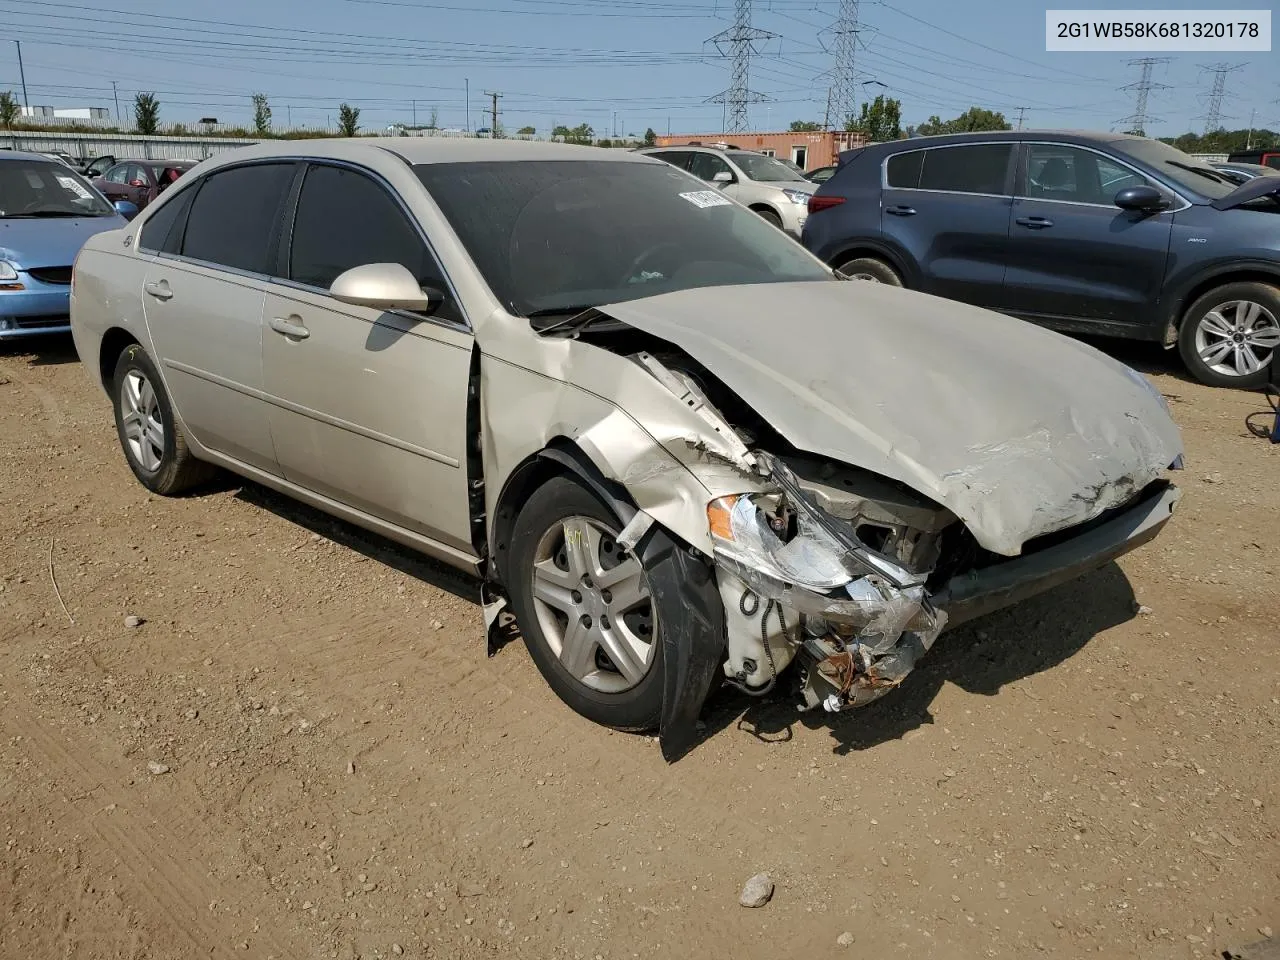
[{"x1": 707, "y1": 494, "x2": 855, "y2": 590}]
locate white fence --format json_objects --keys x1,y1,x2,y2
[{"x1": 3, "y1": 130, "x2": 259, "y2": 160}]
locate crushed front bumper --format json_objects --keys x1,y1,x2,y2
[{"x1": 932, "y1": 481, "x2": 1180, "y2": 630}]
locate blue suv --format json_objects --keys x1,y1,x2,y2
[{"x1": 802, "y1": 131, "x2": 1280, "y2": 388}]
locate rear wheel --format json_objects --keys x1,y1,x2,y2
[
  {"x1": 111, "y1": 344, "x2": 213, "y2": 494},
  {"x1": 834, "y1": 256, "x2": 903, "y2": 286},
  {"x1": 1178, "y1": 282, "x2": 1280, "y2": 388},
  {"x1": 507, "y1": 477, "x2": 663, "y2": 730}
]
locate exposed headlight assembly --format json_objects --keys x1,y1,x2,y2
[
  {"x1": 708, "y1": 493, "x2": 855, "y2": 590},
  {"x1": 781, "y1": 188, "x2": 811, "y2": 206}
]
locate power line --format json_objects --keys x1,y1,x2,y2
[
  {"x1": 706, "y1": 0, "x2": 776, "y2": 133},
  {"x1": 1199, "y1": 62, "x2": 1245, "y2": 134},
  {"x1": 1116, "y1": 57, "x2": 1170, "y2": 135}
]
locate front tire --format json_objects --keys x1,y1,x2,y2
[
  {"x1": 1178, "y1": 282, "x2": 1280, "y2": 388},
  {"x1": 111, "y1": 344, "x2": 213, "y2": 494},
  {"x1": 507, "y1": 476, "x2": 665, "y2": 730},
  {"x1": 755, "y1": 208, "x2": 784, "y2": 229}
]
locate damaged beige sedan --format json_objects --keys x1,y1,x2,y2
[{"x1": 69, "y1": 139, "x2": 1185, "y2": 760}]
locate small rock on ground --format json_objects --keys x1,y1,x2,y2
[
  {"x1": 146, "y1": 761, "x2": 170, "y2": 775},
  {"x1": 739, "y1": 873, "x2": 774, "y2": 908},
  {"x1": 124, "y1": 615, "x2": 143, "y2": 628},
  {"x1": 837, "y1": 931, "x2": 855, "y2": 947},
  {"x1": 392, "y1": 945, "x2": 404, "y2": 956}
]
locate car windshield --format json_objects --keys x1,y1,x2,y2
[
  {"x1": 414, "y1": 159, "x2": 831, "y2": 321},
  {"x1": 0, "y1": 159, "x2": 114, "y2": 217},
  {"x1": 1113, "y1": 139, "x2": 1237, "y2": 200},
  {"x1": 730, "y1": 152, "x2": 809, "y2": 182}
]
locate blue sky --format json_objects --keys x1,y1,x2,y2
[{"x1": 3, "y1": 0, "x2": 1276, "y2": 137}]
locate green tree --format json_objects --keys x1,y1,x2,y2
[
  {"x1": 1159, "y1": 126, "x2": 1279, "y2": 153},
  {"x1": 337, "y1": 103, "x2": 360, "y2": 137},
  {"x1": 252, "y1": 93, "x2": 272, "y2": 136},
  {"x1": 846, "y1": 95, "x2": 902, "y2": 141},
  {"x1": 0, "y1": 91, "x2": 18, "y2": 130},
  {"x1": 517, "y1": 125, "x2": 536, "y2": 136},
  {"x1": 428, "y1": 105, "x2": 439, "y2": 129},
  {"x1": 789, "y1": 120, "x2": 822, "y2": 132},
  {"x1": 553, "y1": 123, "x2": 594, "y2": 145},
  {"x1": 134, "y1": 92, "x2": 160, "y2": 135},
  {"x1": 916, "y1": 106, "x2": 1010, "y2": 136},
  {"x1": 643, "y1": 127, "x2": 657, "y2": 146}
]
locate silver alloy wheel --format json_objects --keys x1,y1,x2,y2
[
  {"x1": 1195, "y1": 299, "x2": 1280, "y2": 378},
  {"x1": 836, "y1": 267, "x2": 880, "y2": 282},
  {"x1": 530, "y1": 516, "x2": 656, "y2": 694},
  {"x1": 119, "y1": 370, "x2": 165, "y2": 473}
]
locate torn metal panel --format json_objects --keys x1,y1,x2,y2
[{"x1": 593, "y1": 281, "x2": 1184, "y2": 556}]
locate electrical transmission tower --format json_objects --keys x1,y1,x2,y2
[
  {"x1": 706, "y1": 0, "x2": 776, "y2": 133},
  {"x1": 1117, "y1": 57, "x2": 1170, "y2": 135},
  {"x1": 1199, "y1": 62, "x2": 1245, "y2": 133},
  {"x1": 823, "y1": 0, "x2": 861, "y2": 131}
]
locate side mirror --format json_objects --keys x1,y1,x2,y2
[
  {"x1": 1114, "y1": 185, "x2": 1170, "y2": 212},
  {"x1": 712, "y1": 170, "x2": 734, "y2": 184},
  {"x1": 330, "y1": 262, "x2": 440, "y2": 313},
  {"x1": 113, "y1": 200, "x2": 139, "y2": 220}
]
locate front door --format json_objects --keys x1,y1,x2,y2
[
  {"x1": 1002, "y1": 143, "x2": 1174, "y2": 330},
  {"x1": 139, "y1": 161, "x2": 297, "y2": 475},
  {"x1": 261, "y1": 162, "x2": 476, "y2": 553},
  {"x1": 878, "y1": 142, "x2": 1016, "y2": 308}
]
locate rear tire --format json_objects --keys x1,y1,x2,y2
[
  {"x1": 111, "y1": 343, "x2": 213, "y2": 495},
  {"x1": 834, "y1": 256, "x2": 903, "y2": 286},
  {"x1": 507, "y1": 476, "x2": 665, "y2": 731},
  {"x1": 1178, "y1": 281, "x2": 1280, "y2": 388}
]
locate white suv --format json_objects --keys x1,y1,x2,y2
[{"x1": 637, "y1": 144, "x2": 816, "y2": 236}]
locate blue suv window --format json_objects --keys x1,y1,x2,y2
[
  {"x1": 918, "y1": 144, "x2": 1012, "y2": 195},
  {"x1": 1023, "y1": 144, "x2": 1149, "y2": 205},
  {"x1": 886, "y1": 150, "x2": 924, "y2": 188}
]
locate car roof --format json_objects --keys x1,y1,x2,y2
[
  {"x1": 859, "y1": 129, "x2": 1147, "y2": 154},
  {"x1": 194, "y1": 137, "x2": 656, "y2": 171},
  {"x1": 0, "y1": 150, "x2": 70, "y2": 163}
]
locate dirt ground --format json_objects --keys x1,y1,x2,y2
[{"x1": 1, "y1": 335, "x2": 1277, "y2": 960}]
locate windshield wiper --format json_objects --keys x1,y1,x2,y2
[
  {"x1": 3, "y1": 210, "x2": 93, "y2": 218},
  {"x1": 1165, "y1": 160, "x2": 1228, "y2": 184},
  {"x1": 528, "y1": 306, "x2": 607, "y2": 335}
]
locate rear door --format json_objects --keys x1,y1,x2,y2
[
  {"x1": 140, "y1": 161, "x2": 297, "y2": 475},
  {"x1": 878, "y1": 142, "x2": 1015, "y2": 308},
  {"x1": 260, "y1": 161, "x2": 476, "y2": 552},
  {"x1": 1002, "y1": 142, "x2": 1174, "y2": 331}
]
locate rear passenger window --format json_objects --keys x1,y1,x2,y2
[
  {"x1": 289, "y1": 164, "x2": 439, "y2": 292},
  {"x1": 885, "y1": 150, "x2": 923, "y2": 188},
  {"x1": 919, "y1": 144, "x2": 1012, "y2": 195},
  {"x1": 138, "y1": 187, "x2": 195, "y2": 254},
  {"x1": 181, "y1": 163, "x2": 294, "y2": 274}
]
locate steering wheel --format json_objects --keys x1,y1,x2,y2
[{"x1": 620, "y1": 241, "x2": 685, "y2": 285}]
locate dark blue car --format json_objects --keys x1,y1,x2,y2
[
  {"x1": 1, "y1": 152, "x2": 132, "y2": 341},
  {"x1": 802, "y1": 131, "x2": 1280, "y2": 388}
]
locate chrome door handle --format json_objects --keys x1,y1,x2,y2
[
  {"x1": 1015, "y1": 216, "x2": 1054, "y2": 229},
  {"x1": 143, "y1": 280, "x2": 173, "y2": 301},
  {"x1": 886, "y1": 205, "x2": 916, "y2": 216},
  {"x1": 269, "y1": 316, "x2": 310, "y2": 340}
]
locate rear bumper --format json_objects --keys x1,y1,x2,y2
[
  {"x1": 1, "y1": 280, "x2": 72, "y2": 339},
  {"x1": 933, "y1": 482, "x2": 1181, "y2": 630}
]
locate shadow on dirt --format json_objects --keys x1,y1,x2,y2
[
  {"x1": 0, "y1": 334, "x2": 81, "y2": 366},
  {"x1": 230, "y1": 481, "x2": 481, "y2": 604},
  {"x1": 700, "y1": 561, "x2": 1137, "y2": 755}
]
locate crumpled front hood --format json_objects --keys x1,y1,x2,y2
[
  {"x1": 0, "y1": 216, "x2": 126, "y2": 268},
  {"x1": 597, "y1": 281, "x2": 1184, "y2": 556}
]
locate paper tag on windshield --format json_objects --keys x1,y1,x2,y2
[
  {"x1": 679, "y1": 190, "x2": 730, "y2": 209},
  {"x1": 56, "y1": 175, "x2": 94, "y2": 200}
]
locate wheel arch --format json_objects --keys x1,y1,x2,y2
[
  {"x1": 98, "y1": 327, "x2": 141, "y2": 392},
  {"x1": 1163, "y1": 262, "x2": 1280, "y2": 345},
  {"x1": 488, "y1": 438, "x2": 640, "y2": 587}
]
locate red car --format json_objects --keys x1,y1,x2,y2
[{"x1": 93, "y1": 159, "x2": 196, "y2": 213}]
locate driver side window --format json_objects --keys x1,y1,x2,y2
[
  {"x1": 689, "y1": 152, "x2": 732, "y2": 183},
  {"x1": 288, "y1": 163, "x2": 458, "y2": 321},
  {"x1": 104, "y1": 164, "x2": 130, "y2": 184}
]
